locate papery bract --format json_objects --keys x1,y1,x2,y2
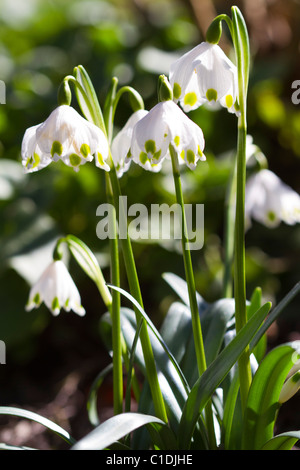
[
  {"x1": 22, "y1": 105, "x2": 110, "y2": 173},
  {"x1": 169, "y1": 42, "x2": 239, "y2": 114},
  {"x1": 130, "y1": 100, "x2": 206, "y2": 171},
  {"x1": 111, "y1": 109, "x2": 148, "y2": 177},
  {"x1": 245, "y1": 169, "x2": 300, "y2": 229},
  {"x1": 26, "y1": 260, "x2": 85, "y2": 316}
]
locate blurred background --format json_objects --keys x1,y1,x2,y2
[{"x1": 0, "y1": 0, "x2": 300, "y2": 449}]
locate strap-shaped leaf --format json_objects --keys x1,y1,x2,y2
[
  {"x1": 260, "y1": 431, "x2": 300, "y2": 450},
  {"x1": 0, "y1": 406, "x2": 75, "y2": 446},
  {"x1": 242, "y1": 342, "x2": 300, "y2": 450},
  {"x1": 177, "y1": 301, "x2": 271, "y2": 449},
  {"x1": 71, "y1": 412, "x2": 165, "y2": 450},
  {"x1": 65, "y1": 234, "x2": 112, "y2": 307}
]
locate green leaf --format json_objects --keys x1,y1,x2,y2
[
  {"x1": 177, "y1": 301, "x2": 271, "y2": 449},
  {"x1": 251, "y1": 281, "x2": 300, "y2": 350},
  {"x1": 0, "y1": 406, "x2": 75, "y2": 446},
  {"x1": 247, "y1": 287, "x2": 266, "y2": 363},
  {"x1": 73, "y1": 65, "x2": 106, "y2": 132},
  {"x1": 70, "y1": 413, "x2": 165, "y2": 450},
  {"x1": 65, "y1": 234, "x2": 112, "y2": 307},
  {"x1": 242, "y1": 341, "x2": 300, "y2": 450},
  {"x1": 107, "y1": 284, "x2": 189, "y2": 395},
  {"x1": 221, "y1": 372, "x2": 241, "y2": 449},
  {"x1": 162, "y1": 272, "x2": 206, "y2": 312},
  {"x1": 86, "y1": 363, "x2": 114, "y2": 427},
  {"x1": 260, "y1": 431, "x2": 300, "y2": 450}
]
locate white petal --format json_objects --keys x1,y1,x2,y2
[
  {"x1": 169, "y1": 42, "x2": 208, "y2": 102},
  {"x1": 130, "y1": 103, "x2": 170, "y2": 170},
  {"x1": 21, "y1": 125, "x2": 52, "y2": 173},
  {"x1": 112, "y1": 109, "x2": 148, "y2": 177}
]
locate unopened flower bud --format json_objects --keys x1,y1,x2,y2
[
  {"x1": 158, "y1": 75, "x2": 173, "y2": 103},
  {"x1": 57, "y1": 79, "x2": 72, "y2": 106},
  {"x1": 206, "y1": 18, "x2": 222, "y2": 44}
]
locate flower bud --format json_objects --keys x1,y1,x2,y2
[
  {"x1": 57, "y1": 79, "x2": 72, "y2": 106},
  {"x1": 206, "y1": 18, "x2": 222, "y2": 45},
  {"x1": 158, "y1": 75, "x2": 173, "y2": 102}
]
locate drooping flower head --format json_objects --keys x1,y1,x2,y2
[
  {"x1": 22, "y1": 105, "x2": 110, "y2": 173},
  {"x1": 130, "y1": 99, "x2": 206, "y2": 171},
  {"x1": 26, "y1": 260, "x2": 85, "y2": 316},
  {"x1": 169, "y1": 42, "x2": 239, "y2": 114},
  {"x1": 245, "y1": 169, "x2": 300, "y2": 229},
  {"x1": 111, "y1": 109, "x2": 148, "y2": 177}
]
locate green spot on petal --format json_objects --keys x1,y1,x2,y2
[
  {"x1": 80, "y1": 143, "x2": 91, "y2": 158},
  {"x1": 180, "y1": 150, "x2": 185, "y2": 160},
  {"x1": 69, "y1": 153, "x2": 81, "y2": 167},
  {"x1": 267, "y1": 211, "x2": 276, "y2": 222},
  {"x1": 292, "y1": 372, "x2": 300, "y2": 383},
  {"x1": 153, "y1": 150, "x2": 161, "y2": 161},
  {"x1": 206, "y1": 88, "x2": 218, "y2": 102},
  {"x1": 52, "y1": 296, "x2": 60, "y2": 312},
  {"x1": 197, "y1": 145, "x2": 203, "y2": 157},
  {"x1": 145, "y1": 140, "x2": 156, "y2": 154},
  {"x1": 139, "y1": 152, "x2": 148, "y2": 165},
  {"x1": 33, "y1": 293, "x2": 41, "y2": 305},
  {"x1": 51, "y1": 141, "x2": 63, "y2": 158},
  {"x1": 225, "y1": 94, "x2": 233, "y2": 108},
  {"x1": 173, "y1": 83, "x2": 181, "y2": 100},
  {"x1": 184, "y1": 92, "x2": 197, "y2": 107},
  {"x1": 97, "y1": 152, "x2": 104, "y2": 166},
  {"x1": 174, "y1": 136, "x2": 180, "y2": 147},
  {"x1": 186, "y1": 149, "x2": 195, "y2": 165}
]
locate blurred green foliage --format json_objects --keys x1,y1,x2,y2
[{"x1": 0, "y1": 0, "x2": 299, "y2": 370}]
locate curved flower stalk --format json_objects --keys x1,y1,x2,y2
[
  {"x1": 21, "y1": 105, "x2": 110, "y2": 173},
  {"x1": 111, "y1": 109, "x2": 148, "y2": 177},
  {"x1": 169, "y1": 42, "x2": 239, "y2": 114},
  {"x1": 25, "y1": 260, "x2": 85, "y2": 317},
  {"x1": 245, "y1": 169, "x2": 300, "y2": 229},
  {"x1": 130, "y1": 99, "x2": 206, "y2": 171}
]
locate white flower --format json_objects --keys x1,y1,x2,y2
[
  {"x1": 169, "y1": 42, "x2": 238, "y2": 114},
  {"x1": 25, "y1": 260, "x2": 85, "y2": 316},
  {"x1": 245, "y1": 169, "x2": 300, "y2": 229},
  {"x1": 130, "y1": 100, "x2": 206, "y2": 171},
  {"x1": 111, "y1": 109, "x2": 148, "y2": 177},
  {"x1": 279, "y1": 367, "x2": 300, "y2": 404},
  {"x1": 21, "y1": 105, "x2": 110, "y2": 173}
]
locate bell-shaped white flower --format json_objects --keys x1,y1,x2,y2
[
  {"x1": 130, "y1": 100, "x2": 206, "y2": 171},
  {"x1": 22, "y1": 105, "x2": 110, "y2": 173},
  {"x1": 111, "y1": 109, "x2": 148, "y2": 177},
  {"x1": 245, "y1": 169, "x2": 300, "y2": 229},
  {"x1": 25, "y1": 260, "x2": 85, "y2": 316},
  {"x1": 279, "y1": 364, "x2": 300, "y2": 404},
  {"x1": 169, "y1": 42, "x2": 239, "y2": 114}
]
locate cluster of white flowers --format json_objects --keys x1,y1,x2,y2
[
  {"x1": 21, "y1": 40, "x2": 300, "y2": 317},
  {"x1": 22, "y1": 41, "x2": 238, "y2": 179}
]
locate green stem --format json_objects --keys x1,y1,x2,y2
[
  {"x1": 231, "y1": 6, "x2": 252, "y2": 412},
  {"x1": 222, "y1": 153, "x2": 237, "y2": 299},
  {"x1": 108, "y1": 156, "x2": 168, "y2": 424},
  {"x1": 105, "y1": 172, "x2": 123, "y2": 416},
  {"x1": 169, "y1": 145, "x2": 216, "y2": 449}
]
